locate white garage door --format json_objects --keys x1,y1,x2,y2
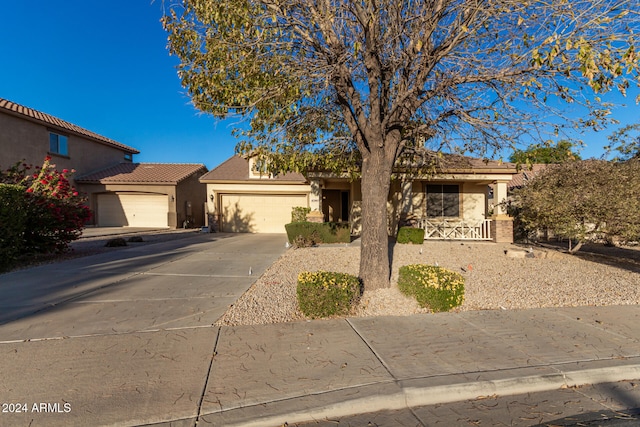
[
  {"x1": 220, "y1": 194, "x2": 308, "y2": 233},
  {"x1": 97, "y1": 193, "x2": 169, "y2": 228}
]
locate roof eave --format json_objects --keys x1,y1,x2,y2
[
  {"x1": 76, "y1": 180, "x2": 181, "y2": 185},
  {"x1": 200, "y1": 179, "x2": 308, "y2": 184},
  {"x1": 438, "y1": 167, "x2": 518, "y2": 174}
]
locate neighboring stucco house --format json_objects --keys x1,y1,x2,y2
[
  {"x1": 1, "y1": 97, "x2": 207, "y2": 229},
  {"x1": 0, "y1": 97, "x2": 138, "y2": 176},
  {"x1": 76, "y1": 163, "x2": 208, "y2": 229},
  {"x1": 202, "y1": 155, "x2": 518, "y2": 242},
  {"x1": 507, "y1": 164, "x2": 548, "y2": 191}
]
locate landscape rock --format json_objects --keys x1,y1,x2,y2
[{"x1": 216, "y1": 241, "x2": 640, "y2": 326}]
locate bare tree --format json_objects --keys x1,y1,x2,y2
[{"x1": 164, "y1": 0, "x2": 639, "y2": 290}]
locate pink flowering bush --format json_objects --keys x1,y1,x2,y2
[{"x1": 0, "y1": 157, "x2": 91, "y2": 270}]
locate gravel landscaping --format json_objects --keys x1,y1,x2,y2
[
  {"x1": 9, "y1": 229, "x2": 639, "y2": 327},
  {"x1": 216, "y1": 241, "x2": 640, "y2": 326}
]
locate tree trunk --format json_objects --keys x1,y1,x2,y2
[
  {"x1": 568, "y1": 240, "x2": 584, "y2": 254},
  {"x1": 359, "y1": 150, "x2": 395, "y2": 291}
]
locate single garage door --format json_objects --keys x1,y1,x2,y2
[
  {"x1": 220, "y1": 194, "x2": 308, "y2": 233},
  {"x1": 97, "y1": 193, "x2": 169, "y2": 228}
]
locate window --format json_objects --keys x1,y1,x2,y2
[
  {"x1": 124, "y1": 153, "x2": 133, "y2": 161},
  {"x1": 249, "y1": 157, "x2": 270, "y2": 178},
  {"x1": 49, "y1": 132, "x2": 68, "y2": 156},
  {"x1": 426, "y1": 184, "x2": 460, "y2": 218}
]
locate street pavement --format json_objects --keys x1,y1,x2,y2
[{"x1": 0, "y1": 231, "x2": 639, "y2": 426}]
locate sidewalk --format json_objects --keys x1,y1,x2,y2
[
  {"x1": 1, "y1": 232, "x2": 639, "y2": 426},
  {"x1": 199, "y1": 306, "x2": 640, "y2": 427}
]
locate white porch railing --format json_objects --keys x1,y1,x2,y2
[{"x1": 420, "y1": 219, "x2": 492, "y2": 240}]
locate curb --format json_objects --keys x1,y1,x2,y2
[{"x1": 222, "y1": 364, "x2": 640, "y2": 427}]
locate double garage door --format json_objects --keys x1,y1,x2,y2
[
  {"x1": 97, "y1": 193, "x2": 169, "y2": 228},
  {"x1": 220, "y1": 194, "x2": 308, "y2": 233}
]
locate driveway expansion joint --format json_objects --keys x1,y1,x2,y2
[
  {"x1": 345, "y1": 318, "x2": 397, "y2": 380},
  {"x1": 196, "y1": 326, "x2": 222, "y2": 424}
]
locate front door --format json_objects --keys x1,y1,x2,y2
[{"x1": 322, "y1": 190, "x2": 350, "y2": 222}]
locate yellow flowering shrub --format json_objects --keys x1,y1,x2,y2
[
  {"x1": 297, "y1": 271, "x2": 362, "y2": 318},
  {"x1": 398, "y1": 264, "x2": 465, "y2": 312}
]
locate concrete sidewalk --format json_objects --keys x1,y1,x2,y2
[
  {"x1": 199, "y1": 307, "x2": 640, "y2": 427},
  {"x1": 1, "y1": 233, "x2": 639, "y2": 426}
]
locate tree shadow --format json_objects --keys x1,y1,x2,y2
[
  {"x1": 534, "y1": 241, "x2": 640, "y2": 274},
  {"x1": 222, "y1": 202, "x2": 256, "y2": 233},
  {"x1": 533, "y1": 408, "x2": 640, "y2": 426},
  {"x1": 387, "y1": 236, "x2": 397, "y2": 280},
  {"x1": 532, "y1": 380, "x2": 640, "y2": 426},
  {"x1": 0, "y1": 232, "x2": 231, "y2": 327}
]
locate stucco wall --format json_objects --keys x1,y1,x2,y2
[
  {"x1": 0, "y1": 112, "x2": 131, "y2": 181},
  {"x1": 176, "y1": 173, "x2": 207, "y2": 227},
  {"x1": 460, "y1": 182, "x2": 488, "y2": 223}
]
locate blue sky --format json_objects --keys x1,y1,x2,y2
[
  {"x1": 1, "y1": 0, "x2": 241, "y2": 170},
  {"x1": 1, "y1": 1, "x2": 638, "y2": 169}
]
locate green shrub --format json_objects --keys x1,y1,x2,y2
[
  {"x1": 291, "y1": 206, "x2": 311, "y2": 223},
  {"x1": 398, "y1": 264, "x2": 465, "y2": 312},
  {"x1": 105, "y1": 238, "x2": 128, "y2": 247},
  {"x1": 397, "y1": 226, "x2": 425, "y2": 244},
  {"x1": 0, "y1": 184, "x2": 28, "y2": 272},
  {"x1": 297, "y1": 271, "x2": 362, "y2": 318},
  {"x1": 285, "y1": 222, "x2": 350, "y2": 245}
]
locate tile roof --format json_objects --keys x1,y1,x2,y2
[
  {"x1": 508, "y1": 164, "x2": 548, "y2": 189},
  {"x1": 200, "y1": 155, "x2": 307, "y2": 182},
  {"x1": 202, "y1": 154, "x2": 516, "y2": 183},
  {"x1": 462, "y1": 157, "x2": 517, "y2": 171},
  {"x1": 0, "y1": 97, "x2": 139, "y2": 154},
  {"x1": 75, "y1": 163, "x2": 208, "y2": 185},
  {"x1": 398, "y1": 149, "x2": 517, "y2": 173}
]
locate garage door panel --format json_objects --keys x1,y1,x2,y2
[
  {"x1": 221, "y1": 194, "x2": 307, "y2": 233},
  {"x1": 97, "y1": 194, "x2": 168, "y2": 228},
  {"x1": 97, "y1": 194, "x2": 129, "y2": 226}
]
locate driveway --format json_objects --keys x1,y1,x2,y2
[{"x1": 0, "y1": 232, "x2": 288, "y2": 341}]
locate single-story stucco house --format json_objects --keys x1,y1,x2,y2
[
  {"x1": 75, "y1": 163, "x2": 208, "y2": 229},
  {"x1": 201, "y1": 155, "x2": 518, "y2": 242},
  {"x1": 1, "y1": 97, "x2": 208, "y2": 229}
]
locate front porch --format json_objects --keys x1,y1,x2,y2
[
  {"x1": 420, "y1": 218, "x2": 493, "y2": 241},
  {"x1": 307, "y1": 165, "x2": 516, "y2": 243}
]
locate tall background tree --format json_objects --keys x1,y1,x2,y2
[
  {"x1": 509, "y1": 140, "x2": 581, "y2": 164},
  {"x1": 605, "y1": 123, "x2": 640, "y2": 160},
  {"x1": 164, "y1": 0, "x2": 639, "y2": 291}
]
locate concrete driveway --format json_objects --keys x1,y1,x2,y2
[
  {"x1": 0, "y1": 232, "x2": 288, "y2": 426},
  {"x1": 0, "y1": 232, "x2": 288, "y2": 340}
]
